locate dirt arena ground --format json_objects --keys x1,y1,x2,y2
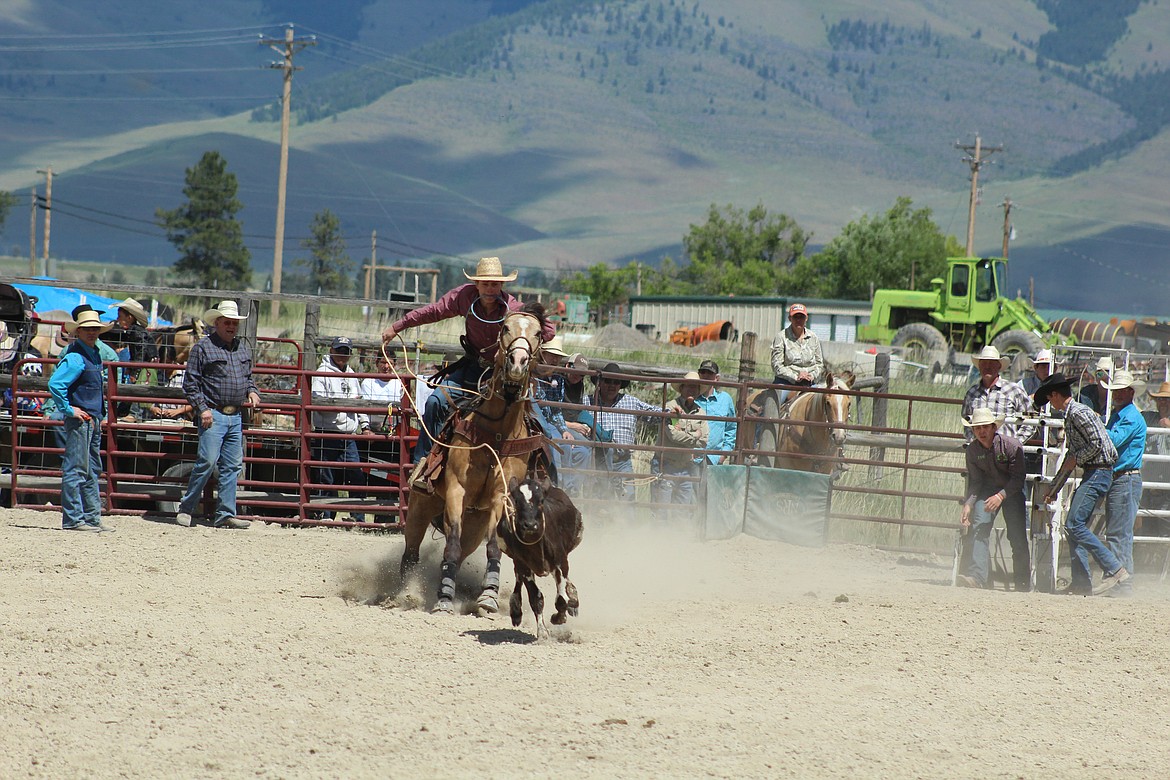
[{"x1": 3, "y1": 506, "x2": 1170, "y2": 779}]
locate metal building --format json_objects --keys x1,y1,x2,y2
[{"x1": 628, "y1": 295, "x2": 872, "y2": 344}]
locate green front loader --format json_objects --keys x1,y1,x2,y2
[{"x1": 856, "y1": 257, "x2": 1069, "y2": 372}]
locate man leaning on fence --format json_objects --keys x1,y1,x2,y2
[
  {"x1": 1101, "y1": 369, "x2": 1146, "y2": 597},
  {"x1": 175, "y1": 301, "x2": 258, "y2": 530},
  {"x1": 1036, "y1": 373, "x2": 1129, "y2": 596},
  {"x1": 962, "y1": 346, "x2": 1035, "y2": 444},
  {"x1": 956, "y1": 408, "x2": 1030, "y2": 591},
  {"x1": 583, "y1": 362, "x2": 662, "y2": 501},
  {"x1": 696, "y1": 359, "x2": 737, "y2": 465}
]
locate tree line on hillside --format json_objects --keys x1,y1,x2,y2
[{"x1": 562, "y1": 197, "x2": 964, "y2": 324}]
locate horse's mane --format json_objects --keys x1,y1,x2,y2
[{"x1": 517, "y1": 301, "x2": 549, "y2": 334}]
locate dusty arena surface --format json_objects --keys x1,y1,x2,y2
[{"x1": 3, "y1": 507, "x2": 1170, "y2": 779}]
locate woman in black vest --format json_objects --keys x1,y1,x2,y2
[{"x1": 47, "y1": 310, "x2": 114, "y2": 532}]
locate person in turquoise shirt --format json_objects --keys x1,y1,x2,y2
[
  {"x1": 43, "y1": 305, "x2": 119, "y2": 457},
  {"x1": 47, "y1": 309, "x2": 115, "y2": 532},
  {"x1": 1102, "y1": 369, "x2": 1146, "y2": 596},
  {"x1": 695, "y1": 359, "x2": 737, "y2": 465}
]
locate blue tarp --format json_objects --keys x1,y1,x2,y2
[{"x1": 13, "y1": 278, "x2": 171, "y2": 326}]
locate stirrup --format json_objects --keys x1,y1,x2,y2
[{"x1": 409, "y1": 459, "x2": 433, "y2": 493}]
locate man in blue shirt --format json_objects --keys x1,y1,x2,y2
[
  {"x1": 1102, "y1": 369, "x2": 1146, "y2": 597},
  {"x1": 695, "y1": 359, "x2": 737, "y2": 465},
  {"x1": 47, "y1": 309, "x2": 115, "y2": 532}
]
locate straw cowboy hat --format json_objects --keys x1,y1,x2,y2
[
  {"x1": 65, "y1": 309, "x2": 114, "y2": 335},
  {"x1": 1101, "y1": 370, "x2": 1137, "y2": 391},
  {"x1": 202, "y1": 300, "x2": 249, "y2": 325},
  {"x1": 1031, "y1": 349, "x2": 1054, "y2": 366},
  {"x1": 974, "y1": 345, "x2": 1008, "y2": 364},
  {"x1": 1093, "y1": 356, "x2": 1114, "y2": 375},
  {"x1": 109, "y1": 297, "x2": 149, "y2": 327},
  {"x1": 542, "y1": 335, "x2": 568, "y2": 357},
  {"x1": 463, "y1": 256, "x2": 518, "y2": 283},
  {"x1": 672, "y1": 370, "x2": 703, "y2": 393},
  {"x1": 1150, "y1": 381, "x2": 1170, "y2": 398},
  {"x1": 962, "y1": 407, "x2": 1004, "y2": 429}
]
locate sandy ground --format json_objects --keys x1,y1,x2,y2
[{"x1": 3, "y1": 507, "x2": 1170, "y2": 779}]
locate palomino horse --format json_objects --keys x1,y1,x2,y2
[
  {"x1": 755, "y1": 372, "x2": 856, "y2": 473},
  {"x1": 400, "y1": 308, "x2": 547, "y2": 615}
]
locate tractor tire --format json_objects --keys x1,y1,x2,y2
[
  {"x1": 891, "y1": 323, "x2": 950, "y2": 380},
  {"x1": 757, "y1": 391, "x2": 782, "y2": 469},
  {"x1": 991, "y1": 330, "x2": 1045, "y2": 363}
]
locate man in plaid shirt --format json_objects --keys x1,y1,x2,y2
[
  {"x1": 583, "y1": 362, "x2": 662, "y2": 501},
  {"x1": 1036, "y1": 372, "x2": 1129, "y2": 596},
  {"x1": 961, "y1": 345, "x2": 1035, "y2": 442}
]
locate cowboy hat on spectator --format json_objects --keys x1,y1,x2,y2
[
  {"x1": 65, "y1": 309, "x2": 114, "y2": 335},
  {"x1": 542, "y1": 335, "x2": 568, "y2": 357},
  {"x1": 109, "y1": 297, "x2": 149, "y2": 327},
  {"x1": 962, "y1": 407, "x2": 1004, "y2": 429},
  {"x1": 1101, "y1": 370, "x2": 1137, "y2": 391},
  {"x1": 591, "y1": 361, "x2": 629, "y2": 388},
  {"x1": 202, "y1": 300, "x2": 249, "y2": 325},
  {"x1": 673, "y1": 371, "x2": 703, "y2": 393},
  {"x1": 1150, "y1": 381, "x2": 1170, "y2": 398},
  {"x1": 463, "y1": 256, "x2": 518, "y2": 282}
]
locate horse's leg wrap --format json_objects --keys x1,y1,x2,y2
[
  {"x1": 433, "y1": 561, "x2": 457, "y2": 613},
  {"x1": 476, "y1": 558, "x2": 501, "y2": 614}
]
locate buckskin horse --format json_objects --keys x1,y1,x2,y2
[
  {"x1": 399, "y1": 307, "x2": 547, "y2": 616},
  {"x1": 751, "y1": 371, "x2": 856, "y2": 473}
]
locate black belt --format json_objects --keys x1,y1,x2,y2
[
  {"x1": 1115, "y1": 468, "x2": 1142, "y2": 476},
  {"x1": 1082, "y1": 463, "x2": 1111, "y2": 470}
]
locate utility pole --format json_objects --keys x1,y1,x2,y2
[
  {"x1": 364, "y1": 230, "x2": 377, "y2": 299},
  {"x1": 36, "y1": 166, "x2": 52, "y2": 275},
  {"x1": 955, "y1": 135, "x2": 1002, "y2": 256},
  {"x1": 28, "y1": 188, "x2": 36, "y2": 275},
  {"x1": 261, "y1": 25, "x2": 315, "y2": 321},
  {"x1": 1000, "y1": 197, "x2": 1013, "y2": 259}
]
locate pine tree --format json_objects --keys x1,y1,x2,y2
[
  {"x1": 156, "y1": 151, "x2": 252, "y2": 290},
  {"x1": 296, "y1": 209, "x2": 352, "y2": 296}
]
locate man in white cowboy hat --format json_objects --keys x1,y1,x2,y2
[
  {"x1": 956, "y1": 407, "x2": 1030, "y2": 589},
  {"x1": 1101, "y1": 369, "x2": 1146, "y2": 596},
  {"x1": 531, "y1": 335, "x2": 591, "y2": 496},
  {"x1": 961, "y1": 345, "x2": 1035, "y2": 444},
  {"x1": 175, "y1": 300, "x2": 259, "y2": 530},
  {"x1": 106, "y1": 296, "x2": 159, "y2": 420},
  {"x1": 1020, "y1": 348, "x2": 1055, "y2": 397},
  {"x1": 651, "y1": 371, "x2": 708, "y2": 511},
  {"x1": 380, "y1": 256, "x2": 555, "y2": 461},
  {"x1": 47, "y1": 309, "x2": 116, "y2": 532}
]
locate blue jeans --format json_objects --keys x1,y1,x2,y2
[
  {"x1": 1066, "y1": 467, "x2": 1123, "y2": 592},
  {"x1": 314, "y1": 434, "x2": 365, "y2": 519},
  {"x1": 962, "y1": 492, "x2": 1030, "y2": 589},
  {"x1": 534, "y1": 411, "x2": 592, "y2": 497},
  {"x1": 413, "y1": 362, "x2": 487, "y2": 460},
  {"x1": 61, "y1": 416, "x2": 103, "y2": 529},
  {"x1": 1105, "y1": 470, "x2": 1142, "y2": 593},
  {"x1": 597, "y1": 448, "x2": 634, "y2": 501},
  {"x1": 650, "y1": 458, "x2": 700, "y2": 506},
  {"x1": 179, "y1": 410, "x2": 243, "y2": 525}
]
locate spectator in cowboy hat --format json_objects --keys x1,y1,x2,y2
[
  {"x1": 1101, "y1": 369, "x2": 1146, "y2": 597},
  {"x1": 106, "y1": 296, "x2": 158, "y2": 420},
  {"x1": 583, "y1": 362, "x2": 662, "y2": 501},
  {"x1": 651, "y1": 371, "x2": 708, "y2": 512},
  {"x1": 175, "y1": 300, "x2": 259, "y2": 530},
  {"x1": 1020, "y1": 348, "x2": 1055, "y2": 396},
  {"x1": 379, "y1": 256, "x2": 555, "y2": 463},
  {"x1": 771, "y1": 302, "x2": 824, "y2": 405},
  {"x1": 47, "y1": 309, "x2": 115, "y2": 532},
  {"x1": 956, "y1": 407, "x2": 1030, "y2": 590},
  {"x1": 1035, "y1": 372, "x2": 1129, "y2": 595},
  {"x1": 961, "y1": 345, "x2": 1034, "y2": 444},
  {"x1": 531, "y1": 335, "x2": 591, "y2": 496}
]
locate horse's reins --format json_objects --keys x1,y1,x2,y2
[{"x1": 380, "y1": 315, "x2": 542, "y2": 534}]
